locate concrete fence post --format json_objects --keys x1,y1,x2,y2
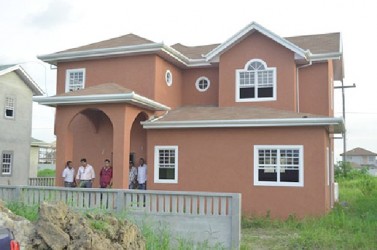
[
  {"x1": 231, "y1": 193, "x2": 241, "y2": 249},
  {"x1": 116, "y1": 191, "x2": 125, "y2": 213}
]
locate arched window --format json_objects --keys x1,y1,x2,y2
[{"x1": 236, "y1": 59, "x2": 276, "y2": 102}]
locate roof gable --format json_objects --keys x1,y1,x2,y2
[
  {"x1": 341, "y1": 147, "x2": 377, "y2": 156},
  {"x1": 0, "y1": 64, "x2": 44, "y2": 96},
  {"x1": 205, "y1": 22, "x2": 309, "y2": 62}
]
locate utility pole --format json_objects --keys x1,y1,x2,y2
[{"x1": 334, "y1": 82, "x2": 356, "y2": 162}]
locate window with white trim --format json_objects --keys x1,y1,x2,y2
[
  {"x1": 236, "y1": 59, "x2": 276, "y2": 102},
  {"x1": 254, "y1": 145, "x2": 303, "y2": 187},
  {"x1": 65, "y1": 68, "x2": 85, "y2": 92},
  {"x1": 165, "y1": 70, "x2": 173, "y2": 86},
  {"x1": 1, "y1": 152, "x2": 13, "y2": 175},
  {"x1": 195, "y1": 76, "x2": 210, "y2": 92},
  {"x1": 154, "y1": 146, "x2": 178, "y2": 183},
  {"x1": 4, "y1": 97, "x2": 15, "y2": 119}
]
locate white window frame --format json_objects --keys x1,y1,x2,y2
[
  {"x1": 4, "y1": 97, "x2": 15, "y2": 119},
  {"x1": 195, "y1": 76, "x2": 210, "y2": 92},
  {"x1": 1, "y1": 151, "x2": 13, "y2": 176},
  {"x1": 254, "y1": 145, "x2": 304, "y2": 187},
  {"x1": 65, "y1": 68, "x2": 86, "y2": 92},
  {"x1": 165, "y1": 70, "x2": 173, "y2": 87},
  {"x1": 236, "y1": 59, "x2": 276, "y2": 102},
  {"x1": 154, "y1": 145, "x2": 178, "y2": 183}
]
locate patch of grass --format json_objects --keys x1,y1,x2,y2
[
  {"x1": 241, "y1": 171, "x2": 377, "y2": 249},
  {"x1": 6, "y1": 202, "x2": 39, "y2": 222},
  {"x1": 37, "y1": 169, "x2": 56, "y2": 177}
]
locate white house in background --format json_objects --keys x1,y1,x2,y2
[
  {"x1": 30, "y1": 138, "x2": 56, "y2": 177},
  {"x1": 0, "y1": 65, "x2": 44, "y2": 185},
  {"x1": 340, "y1": 147, "x2": 377, "y2": 168}
]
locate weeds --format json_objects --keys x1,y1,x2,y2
[
  {"x1": 6, "y1": 202, "x2": 39, "y2": 222},
  {"x1": 241, "y1": 170, "x2": 377, "y2": 249}
]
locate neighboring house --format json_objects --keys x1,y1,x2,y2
[
  {"x1": 34, "y1": 22, "x2": 344, "y2": 218},
  {"x1": 340, "y1": 147, "x2": 377, "y2": 168},
  {"x1": 30, "y1": 138, "x2": 56, "y2": 177},
  {"x1": 0, "y1": 65, "x2": 44, "y2": 185}
]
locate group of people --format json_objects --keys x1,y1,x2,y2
[{"x1": 61, "y1": 158, "x2": 147, "y2": 190}]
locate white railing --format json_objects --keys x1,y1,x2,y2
[
  {"x1": 0, "y1": 186, "x2": 241, "y2": 249},
  {"x1": 28, "y1": 177, "x2": 55, "y2": 186}
]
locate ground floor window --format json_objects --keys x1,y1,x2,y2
[
  {"x1": 1, "y1": 151, "x2": 13, "y2": 176},
  {"x1": 254, "y1": 145, "x2": 303, "y2": 187},
  {"x1": 154, "y1": 146, "x2": 178, "y2": 183}
]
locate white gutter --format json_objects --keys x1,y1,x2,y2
[
  {"x1": 38, "y1": 43, "x2": 165, "y2": 64},
  {"x1": 142, "y1": 117, "x2": 344, "y2": 132},
  {"x1": 33, "y1": 92, "x2": 170, "y2": 111},
  {"x1": 309, "y1": 52, "x2": 342, "y2": 61}
]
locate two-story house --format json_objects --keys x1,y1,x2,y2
[
  {"x1": 341, "y1": 147, "x2": 377, "y2": 168},
  {"x1": 35, "y1": 22, "x2": 344, "y2": 218},
  {"x1": 0, "y1": 65, "x2": 44, "y2": 185}
]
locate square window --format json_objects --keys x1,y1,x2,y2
[
  {"x1": 254, "y1": 146, "x2": 303, "y2": 187},
  {"x1": 65, "y1": 69, "x2": 85, "y2": 92}
]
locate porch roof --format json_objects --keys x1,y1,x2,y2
[
  {"x1": 142, "y1": 106, "x2": 344, "y2": 133},
  {"x1": 33, "y1": 83, "x2": 170, "y2": 111}
]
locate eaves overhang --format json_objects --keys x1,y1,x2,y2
[
  {"x1": 142, "y1": 117, "x2": 344, "y2": 133},
  {"x1": 33, "y1": 93, "x2": 171, "y2": 111},
  {"x1": 38, "y1": 43, "x2": 212, "y2": 68}
]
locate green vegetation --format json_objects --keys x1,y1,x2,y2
[
  {"x1": 6, "y1": 202, "x2": 39, "y2": 222},
  {"x1": 241, "y1": 167, "x2": 377, "y2": 249},
  {"x1": 37, "y1": 169, "x2": 56, "y2": 177}
]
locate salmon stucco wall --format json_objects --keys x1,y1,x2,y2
[
  {"x1": 182, "y1": 67, "x2": 219, "y2": 106},
  {"x1": 154, "y1": 57, "x2": 183, "y2": 109},
  {"x1": 147, "y1": 126, "x2": 330, "y2": 218},
  {"x1": 299, "y1": 62, "x2": 332, "y2": 116},
  {"x1": 218, "y1": 31, "x2": 297, "y2": 111},
  {"x1": 56, "y1": 55, "x2": 157, "y2": 99}
]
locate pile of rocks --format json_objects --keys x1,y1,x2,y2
[{"x1": 0, "y1": 200, "x2": 145, "y2": 250}]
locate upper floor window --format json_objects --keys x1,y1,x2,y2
[
  {"x1": 236, "y1": 59, "x2": 276, "y2": 102},
  {"x1": 154, "y1": 146, "x2": 178, "y2": 183},
  {"x1": 65, "y1": 68, "x2": 85, "y2": 92},
  {"x1": 195, "y1": 77, "x2": 210, "y2": 92},
  {"x1": 254, "y1": 145, "x2": 304, "y2": 187},
  {"x1": 165, "y1": 70, "x2": 173, "y2": 86},
  {"x1": 4, "y1": 97, "x2": 15, "y2": 119},
  {"x1": 1, "y1": 151, "x2": 13, "y2": 175}
]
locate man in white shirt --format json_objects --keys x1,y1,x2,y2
[
  {"x1": 62, "y1": 161, "x2": 75, "y2": 187},
  {"x1": 137, "y1": 158, "x2": 147, "y2": 190},
  {"x1": 76, "y1": 158, "x2": 95, "y2": 188}
]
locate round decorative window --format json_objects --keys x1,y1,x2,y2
[
  {"x1": 165, "y1": 70, "x2": 173, "y2": 86},
  {"x1": 195, "y1": 77, "x2": 210, "y2": 92}
]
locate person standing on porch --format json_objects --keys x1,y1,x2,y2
[
  {"x1": 62, "y1": 161, "x2": 75, "y2": 187},
  {"x1": 76, "y1": 158, "x2": 95, "y2": 188},
  {"x1": 129, "y1": 161, "x2": 137, "y2": 189},
  {"x1": 99, "y1": 159, "x2": 113, "y2": 188},
  {"x1": 137, "y1": 158, "x2": 147, "y2": 190}
]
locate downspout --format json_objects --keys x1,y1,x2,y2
[{"x1": 296, "y1": 61, "x2": 312, "y2": 113}]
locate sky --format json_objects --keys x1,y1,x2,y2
[{"x1": 1, "y1": 0, "x2": 376, "y2": 161}]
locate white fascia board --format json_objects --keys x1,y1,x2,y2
[
  {"x1": 142, "y1": 117, "x2": 344, "y2": 132},
  {"x1": 38, "y1": 43, "x2": 165, "y2": 64},
  {"x1": 33, "y1": 93, "x2": 170, "y2": 111},
  {"x1": 205, "y1": 21, "x2": 308, "y2": 62}
]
